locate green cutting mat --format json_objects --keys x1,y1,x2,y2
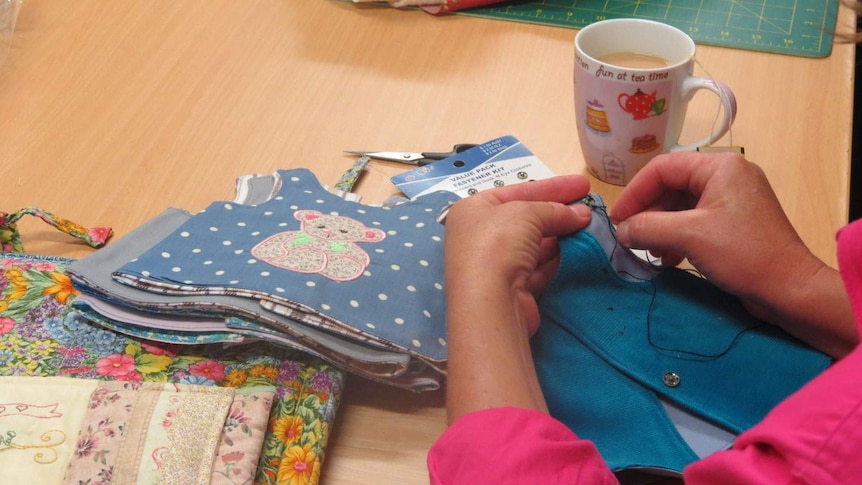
[{"x1": 458, "y1": 0, "x2": 839, "y2": 57}]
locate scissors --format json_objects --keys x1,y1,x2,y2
[{"x1": 344, "y1": 143, "x2": 478, "y2": 166}]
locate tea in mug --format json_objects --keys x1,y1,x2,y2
[{"x1": 596, "y1": 52, "x2": 672, "y2": 69}]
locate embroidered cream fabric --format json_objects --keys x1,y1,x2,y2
[{"x1": 0, "y1": 376, "x2": 98, "y2": 485}]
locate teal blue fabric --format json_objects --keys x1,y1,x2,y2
[{"x1": 532, "y1": 200, "x2": 832, "y2": 474}]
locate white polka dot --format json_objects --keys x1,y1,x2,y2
[
  {"x1": 350, "y1": 300, "x2": 359, "y2": 308},
  {"x1": 378, "y1": 294, "x2": 388, "y2": 301},
  {"x1": 375, "y1": 248, "x2": 385, "y2": 254},
  {"x1": 234, "y1": 249, "x2": 243, "y2": 255},
  {"x1": 204, "y1": 260, "x2": 213, "y2": 265},
  {"x1": 400, "y1": 216, "x2": 409, "y2": 220},
  {"x1": 366, "y1": 323, "x2": 376, "y2": 329},
  {"x1": 224, "y1": 203, "x2": 233, "y2": 210},
  {"x1": 278, "y1": 222, "x2": 288, "y2": 227},
  {"x1": 275, "y1": 196, "x2": 284, "y2": 200},
  {"x1": 364, "y1": 270, "x2": 372, "y2": 277},
  {"x1": 215, "y1": 270, "x2": 225, "y2": 276},
  {"x1": 412, "y1": 339, "x2": 422, "y2": 348},
  {"x1": 290, "y1": 176, "x2": 300, "y2": 182},
  {"x1": 434, "y1": 283, "x2": 443, "y2": 290},
  {"x1": 394, "y1": 318, "x2": 405, "y2": 325},
  {"x1": 237, "y1": 222, "x2": 246, "y2": 227},
  {"x1": 407, "y1": 285, "x2": 416, "y2": 292},
  {"x1": 290, "y1": 205, "x2": 298, "y2": 210},
  {"x1": 387, "y1": 230, "x2": 397, "y2": 236},
  {"x1": 315, "y1": 199, "x2": 324, "y2": 204},
  {"x1": 306, "y1": 281, "x2": 316, "y2": 287},
  {"x1": 192, "y1": 248, "x2": 201, "y2": 254},
  {"x1": 276, "y1": 287, "x2": 285, "y2": 293},
  {"x1": 161, "y1": 252, "x2": 171, "y2": 258},
  {"x1": 419, "y1": 260, "x2": 429, "y2": 267},
  {"x1": 321, "y1": 304, "x2": 331, "y2": 310},
  {"x1": 260, "y1": 271, "x2": 270, "y2": 277},
  {"x1": 180, "y1": 231, "x2": 190, "y2": 237},
  {"x1": 416, "y1": 222, "x2": 425, "y2": 228},
  {"x1": 404, "y1": 242, "x2": 414, "y2": 248},
  {"x1": 357, "y1": 209, "x2": 367, "y2": 214},
  {"x1": 329, "y1": 211, "x2": 339, "y2": 216},
  {"x1": 390, "y1": 264, "x2": 400, "y2": 271},
  {"x1": 264, "y1": 211, "x2": 273, "y2": 216},
  {"x1": 184, "y1": 280, "x2": 193, "y2": 284},
  {"x1": 372, "y1": 221, "x2": 382, "y2": 226},
  {"x1": 142, "y1": 270, "x2": 150, "y2": 277},
  {"x1": 171, "y1": 267, "x2": 181, "y2": 273},
  {"x1": 210, "y1": 226, "x2": 219, "y2": 232},
  {"x1": 432, "y1": 236, "x2": 441, "y2": 242},
  {"x1": 423, "y1": 310, "x2": 431, "y2": 318},
  {"x1": 229, "y1": 280, "x2": 239, "y2": 284},
  {"x1": 247, "y1": 259, "x2": 257, "y2": 264},
  {"x1": 438, "y1": 338, "x2": 447, "y2": 346},
  {"x1": 251, "y1": 231, "x2": 261, "y2": 236},
  {"x1": 304, "y1": 190, "x2": 313, "y2": 194}
]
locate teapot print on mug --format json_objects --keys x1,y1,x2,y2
[{"x1": 618, "y1": 89, "x2": 667, "y2": 120}]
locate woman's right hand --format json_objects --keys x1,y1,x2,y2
[{"x1": 610, "y1": 151, "x2": 857, "y2": 358}]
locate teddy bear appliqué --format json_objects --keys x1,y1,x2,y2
[{"x1": 251, "y1": 209, "x2": 386, "y2": 281}]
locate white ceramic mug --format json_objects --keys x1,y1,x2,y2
[{"x1": 574, "y1": 18, "x2": 737, "y2": 185}]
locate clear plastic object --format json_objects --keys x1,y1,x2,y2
[{"x1": 0, "y1": 0, "x2": 21, "y2": 71}]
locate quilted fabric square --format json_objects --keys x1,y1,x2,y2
[{"x1": 0, "y1": 252, "x2": 343, "y2": 485}]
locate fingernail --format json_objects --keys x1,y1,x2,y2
[
  {"x1": 615, "y1": 222, "x2": 631, "y2": 247},
  {"x1": 572, "y1": 204, "x2": 592, "y2": 219}
]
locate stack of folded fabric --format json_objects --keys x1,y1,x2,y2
[
  {"x1": 0, "y1": 252, "x2": 343, "y2": 485},
  {"x1": 66, "y1": 167, "x2": 459, "y2": 391}
]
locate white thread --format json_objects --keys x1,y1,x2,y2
[{"x1": 691, "y1": 56, "x2": 733, "y2": 148}]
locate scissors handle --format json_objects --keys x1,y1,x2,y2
[
  {"x1": 418, "y1": 144, "x2": 477, "y2": 165},
  {"x1": 421, "y1": 144, "x2": 476, "y2": 160}
]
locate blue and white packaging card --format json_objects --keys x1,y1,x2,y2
[{"x1": 390, "y1": 135, "x2": 557, "y2": 199}]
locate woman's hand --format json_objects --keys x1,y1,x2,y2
[
  {"x1": 611, "y1": 151, "x2": 856, "y2": 358},
  {"x1": 444, "y1": 174, "x2": 592, "y2": 422}
]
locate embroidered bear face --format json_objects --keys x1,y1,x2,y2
[{"x1": 252, "y1": 210, "x2": 386, "y2": 281}]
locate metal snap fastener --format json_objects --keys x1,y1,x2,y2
[{"x1": 662, "y1": 371, "x2": 680, "y2": 388}]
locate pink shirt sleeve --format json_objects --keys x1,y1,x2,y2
[
  {"x1": 427, "y1": 407, "x2": 620, "y2": 485},
  {"x1": 429, "y1": 350, "x2": 862, "y2": 485},
  {"x1": 686, "y1": 219, "x2": 862, "y2": 484},
  {"x1": 684, "y1": 343, "x2": 862, "y2": 484}
]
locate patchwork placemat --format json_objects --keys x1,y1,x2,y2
[{"x1": 0, "y1": 252, "x2": 344, "y2": 485}]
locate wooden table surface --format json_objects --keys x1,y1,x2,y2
[{"x1": 0, "y1": 1, "x2": 855, "y2": 483}]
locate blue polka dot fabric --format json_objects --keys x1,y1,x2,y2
[{"x1": 113, "y1": 169, "x2": 460, "y2": 363}]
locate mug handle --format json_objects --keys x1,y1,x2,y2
[{"x1": 670, "y1": 79, "x2": 737, "y2": 152}]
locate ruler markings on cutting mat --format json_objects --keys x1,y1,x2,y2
[{"x1": 457, "y1": 0, "x2": 839, "y2": 57}]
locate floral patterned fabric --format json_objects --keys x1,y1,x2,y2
[
  {"x1": 62, "y1": 380, "x2": 240, "y2": 485},
  {"x1": 0, "y1": 252, "x2": 344, "y2": 485},
  {"x1": 0, "y1": 207, "x2": 112, "y2": 253}
]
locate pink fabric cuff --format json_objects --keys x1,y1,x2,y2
[{"x1": 428, "y1": 407, "x2": 618, "y2": 485}]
